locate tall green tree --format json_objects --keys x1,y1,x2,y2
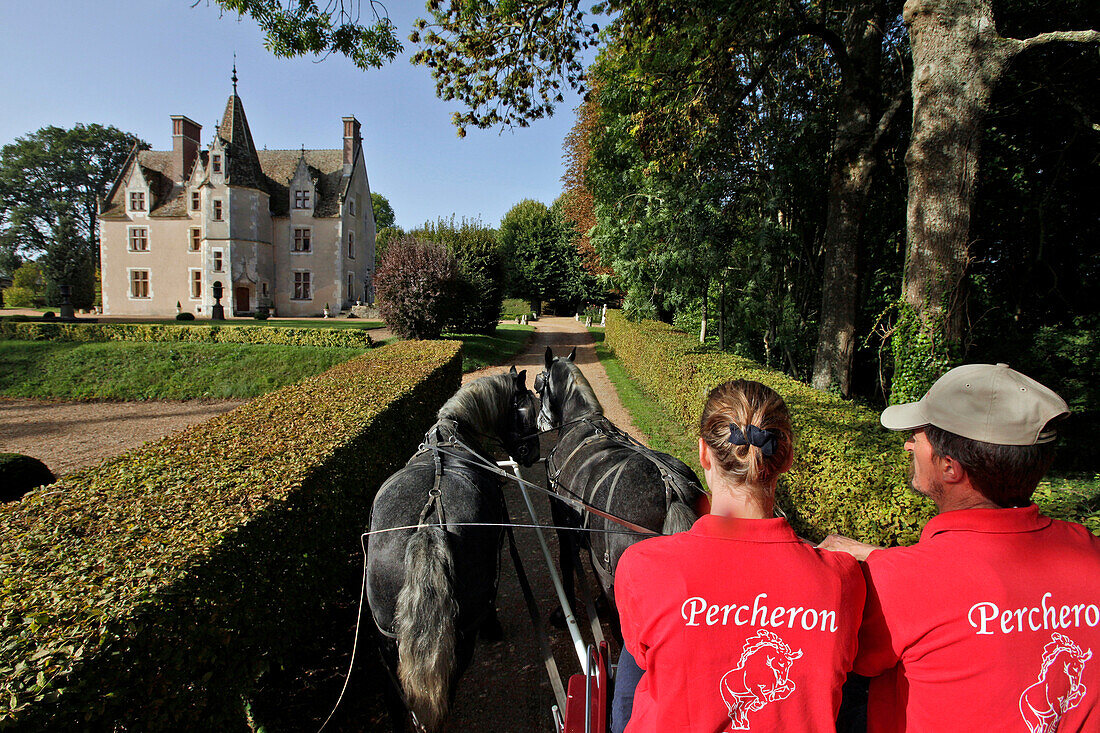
[
  {"x1": 499, "y1": 199, "x2": 586, "y2": 314},
  {"x1": 42, "y1": 212, "x2": 95, "y2": 309},
  {"x1": 0, "y1": 124, "x2": 145, "y2": 297},
  {"x1": 370, "y1": 191, "x2": 395, "y2": 229},
  {"x1": 209, "y1": 0, "x2": 401, "y2": 69}
]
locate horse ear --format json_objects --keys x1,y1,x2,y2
[
  {"x1": 516, "y1": 369, "x2": 527, "y2": 389},
  {"x1": 544, "y1": 346, "x2": 554, "y2": 369},
  {"x1": 509, "y1": 365, "x2": 518, "y2": 375},
  {"x1": 567, "y1": 346, "x2": 577, "y2": 362}
]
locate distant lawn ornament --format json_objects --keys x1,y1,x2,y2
[{"x1": 0, "y1": 453, "x2": 55, "y2": 502}]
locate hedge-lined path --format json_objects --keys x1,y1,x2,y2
[
  {"x1": 463, "y1": 315, "x2": 643, "y2": 441},
  {"x1": 0, "y1": 398, "x2": 243, "y2": 477}
]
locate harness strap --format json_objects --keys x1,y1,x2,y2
[{"x1": 504, "y1": 519, "x2": 568, "y2": 712}]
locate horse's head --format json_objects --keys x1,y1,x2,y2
[
  {"x1": 765, "y1": 646, "x2": 801, "y2": 685},
  {"x1": 503, "y1": 366, "x2": 540, "y2": 467},
  {"x1": 534, "y1": 346, "x2": 577, "y2": 431}
]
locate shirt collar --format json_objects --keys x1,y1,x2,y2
[
  {"x1": 691, "y1": 513, "x2": 802, "y2": 543},
  {"x1": 920, "y1": 502, "x2": 1051, "y2": 541}
]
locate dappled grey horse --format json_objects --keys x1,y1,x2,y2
[{"x1": 365, "y1": 367, "x2": 539, "y2": 733}]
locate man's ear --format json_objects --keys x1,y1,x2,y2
[{"x1": 939, "y1": 455, "x2": 966, "y2": 485}]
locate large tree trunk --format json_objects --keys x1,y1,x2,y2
[
  {"x1": 891, "y1": 0, "x2": 1014, "y2": 401},
  {"x1": 812, "y1": 1, "x2": 895, "y2": 397}
]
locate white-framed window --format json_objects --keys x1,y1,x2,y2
[
  {"x1": 190, "y1": 190, "x2": 200, "y2": 211},
  {"x1": 213, "y1": 251, "x2": 224, "y2": 273},
  {"x1": 128, "y1": 227, "x2": 149, "y2": 252},
  {"x1": 294, "y1": 190, "x2": 311, "y2": 209},
  {"x1": 212, "y1": 154, "x2": 222, "y2": 173},
  {"x1": 129, "y1": 269, "x2": 150, "y2": 298},
  {"x1": 189, "y1": 269, "x2": 202, "y2": 300},
  {"x1": 213, "y1": 200, "x2": 223, "y2": 221},
  {"x1": 292, "y1": 228, "x2": 312, "y2": 253},
  {"x1": 347, "y1": 271, "x2": 355, "y2": 300},
  {"x1": 129, "y1": 191, "x2": 145, "y2": 211},
  {"x1": 293, "y1": 271, "x2": 312, "y2": 300},
  {"x1": 348, "y1": 230, "x2": 355, "y2": 258},
  {"x1": 189, "y1": 227, "x2": 201, "y2": 252}
]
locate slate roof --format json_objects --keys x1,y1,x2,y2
[
  {"x1": 258, "y1": 150, "x2": 346, "y2": 217},
  {"x1": 99, "y1": 95, "x2": 351, "y2": 221}
]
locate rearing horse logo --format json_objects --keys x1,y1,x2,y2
[
  {"x1": 1019, "y1": 632, "x2": 1092, "y2": 733},
  {"x1": 719, "y1": 629, "x2": 803, "y2": 730}
]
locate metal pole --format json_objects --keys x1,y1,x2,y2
[{"x1": 500, "y1": 458, "x2": 589, "y2": 670}]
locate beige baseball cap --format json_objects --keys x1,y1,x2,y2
[{"x1": 881, "y1": 363, "x2": 1069, "y2": 445}]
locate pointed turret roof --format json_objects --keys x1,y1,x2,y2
[{"x1": 215, "y1": 92, "x2": 265, "y2": 190}]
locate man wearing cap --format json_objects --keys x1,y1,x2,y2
[{"x1": 820, "y1": 363, "x2": 1100, "y2": 732}]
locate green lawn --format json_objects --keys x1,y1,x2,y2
[
  {"x1": 589, "y1": 327, "x2": 702, "y2": 475},
  {"x1": 444, "y1": 323, "x2": 534, "y2": 372},
  {"x1": 0, "y1": 340, "x2": 365, "y2": 400}
]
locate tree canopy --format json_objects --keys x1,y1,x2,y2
[
  {"x1": 0, "y1": 123, "x2": 145, "y2": 305},
  {"x1": 370, "y1": 191, "x2": 395, "y2": 229}
]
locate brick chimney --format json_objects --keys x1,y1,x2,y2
[
  {"x1": 343, "y1": 116, "x2": 361, "y2": 172},
  {"x1": 171, "y1": 115, "x2": 202, "y2": 182}
]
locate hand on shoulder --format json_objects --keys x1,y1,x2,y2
[{"x1": 817, "y1": 534, "x2": 882, "y2": 562}]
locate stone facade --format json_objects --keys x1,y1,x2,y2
[{"x1": 98, "y1": 93, "x2": 376, "y2": 318}]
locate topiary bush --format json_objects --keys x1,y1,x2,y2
[
  {"x1": 0, "y1": 454, "x2": 55, "y2": 502},
  {"x1": 374, "y1": 235, "x2": 461, "y2": 339},
  {"x1": 0, "y1": 340, "x2": 462, "y2": 729},
  {"x1": 175, "y1": 312, "x2": 195, "y2": 321}
]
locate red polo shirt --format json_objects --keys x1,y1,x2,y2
[
  {"x1": 856, "y1": 504, "x2": 1100, "y2": 732},
  {"x1": 616, "y1": 514, "x2": 865, "y2": 732}
]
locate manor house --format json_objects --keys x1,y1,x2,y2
[{"x1": 98, "y1": 86, "x2": 376, "y2": 317}]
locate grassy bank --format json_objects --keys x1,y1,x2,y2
[
  {"x1": 0, "y1": 340, "x2": 364, "y2": 400},
  {"x1": 590, "y1": 327, "x2": 702, "y2": 476}
]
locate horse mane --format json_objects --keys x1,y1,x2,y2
[
  {"x1": 735, "y1": 630, "x2": 800, "y2": 669},
  {"x1": 437, "y1": 371, "x2": 513, "y2": 441},
  {"x1": 561, "y1": 360, "x2": 602, "y2": 417},
  {"x1": 1040, "y1": 633, "x2": 1091, "y2": 677}
]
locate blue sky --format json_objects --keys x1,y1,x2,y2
[{"x1": 0, "y1": 1, "x2": 586, "y2": 230}]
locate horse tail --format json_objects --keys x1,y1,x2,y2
[
  {"x1": 663, "y1": 493, "x2": 698, "y2": 535},
  {"x1": 394, "y1": 525, "x2": 458, "y2": 732}
]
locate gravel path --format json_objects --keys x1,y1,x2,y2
[{"x1": 0, "y1": 398, "x2": 244, "y2": 477}]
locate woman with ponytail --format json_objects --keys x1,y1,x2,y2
[{"x1": 611, "y1": 380, "x2": 865, "y2": 732}]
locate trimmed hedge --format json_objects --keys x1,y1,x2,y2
[
  {"x1": 0, "y1": 321, "x2": 373, "y2": 349},
  {"x1": 0, "y1": 340, "x2": 461, "y2": 730},
  {"x1": 604, "y1": 311, "x2": 933, "y2": 546}
]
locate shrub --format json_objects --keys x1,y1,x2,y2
[
  {"x1": 252, "y1": 307, "x2": 269, "y2": 321},
  {"x1": 41, "y1": 312, "x2": 56, "y2": 320},
  {"x1": 0, "y1": 340, "x2": 462, "y2": 729},
  {"x1": 0, "y1": 322, "x2": 372, "y2": 349},
  {"x1": 0, "y1": 454, "x2": 55, "y2": 502},
  {"x1": 176, "y1": 312, "x2": 196, "y2": 321},
  {"x1": 604, "y1": 311, "x2": 931, "y2": 546},
  {"x1": 1, "y1": 286, "x2": 36, "y2": 308},
  {"x1": 375, "y1": 236, "x2": 461, "y2": 339}
]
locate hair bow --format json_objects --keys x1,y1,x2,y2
[{"x1": 728, "y1": 423, "x2": 778, "y2": 457}]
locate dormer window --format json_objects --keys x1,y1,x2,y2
[
  {"x1": 129, "y1": 191, "x2": 145, "y2": 211},
  {"x1": 294, "y1": 190, "x2": 311, "y2": 209},
  {"x1": 191, "y1": 191, "x2": 200, "y2": 211},
  {"x1": 212, "y1": 155, "x2": 222, "y2": 174}
]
